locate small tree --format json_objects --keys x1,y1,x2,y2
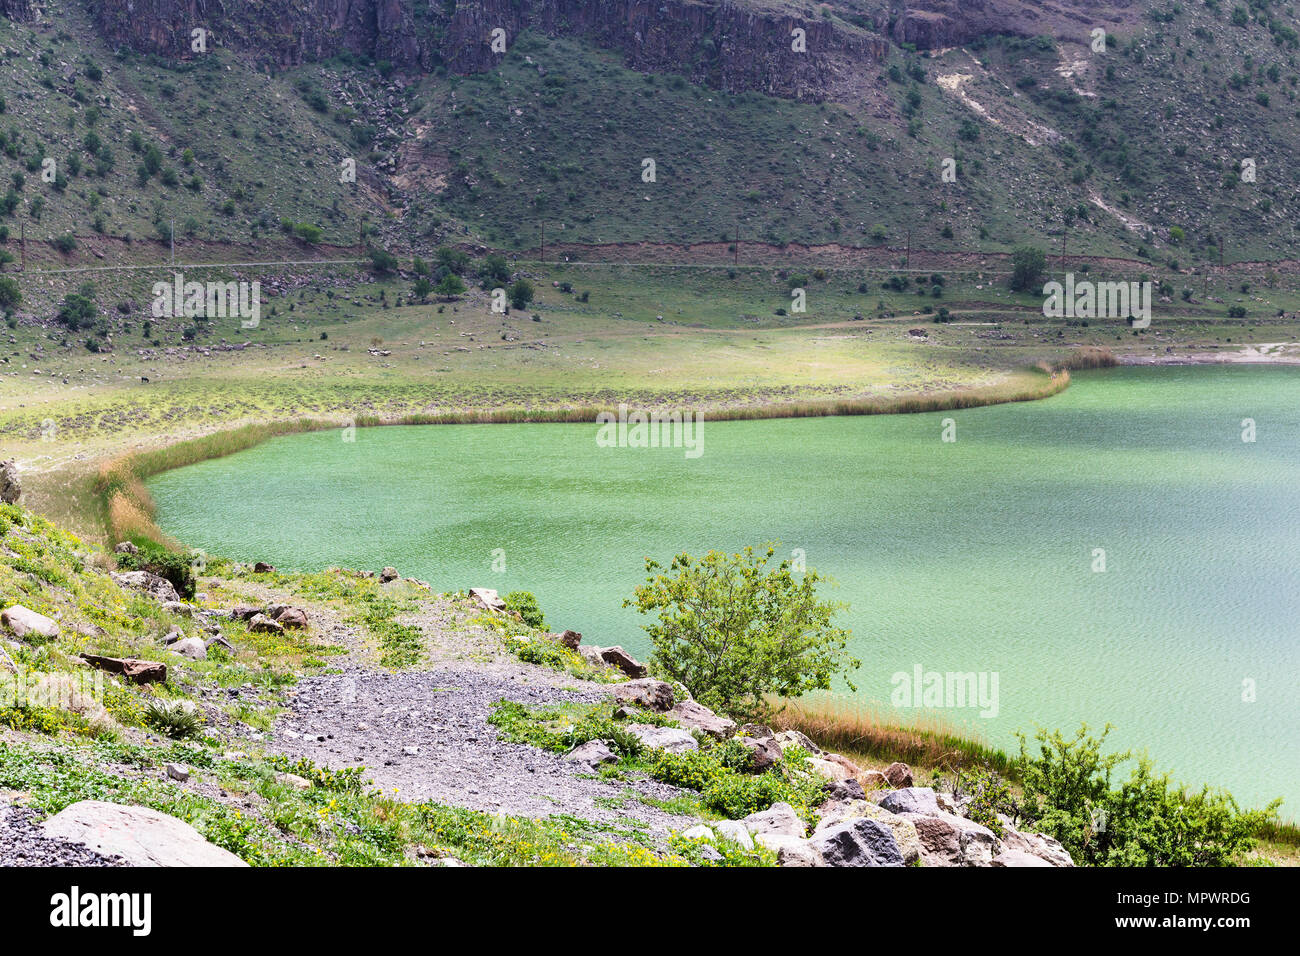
[
  {"x1": 507, "y1": 278, "x2": 534, "y2": 311},
  {"x1": 434, "y1": 273, "x2": 466, "y2": 299},
  {"x1": 57, "y1": 283, "x2": 97, "y2": 330},
  {"x1": 1010, "y1": 245, "x2": 1047, "y2": 292},
  {"x1": 411, "y1": 276, "x2": 433, "y2": 302},
  {"x1": 0, "y1": 275, "x2": 19, "y2": 312},
  {"x1": 480, "y1": 253, "x2": 510, "y2": 286},
  {"x1": 624, "y1": 545, "x2": 858, "y2": 719}
]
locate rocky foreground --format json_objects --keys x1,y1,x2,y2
[{"x1": 0, "y1": 502, "x2": 1074, "y2": 867}]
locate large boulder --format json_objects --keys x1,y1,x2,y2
[
  {"x1": 111, "y1": 571, "x2": 180, "y2": 604},
  {"x1": 762, "y1": 834, "x2": 820, "y2": 866},
  {"x1": 857, "y1": 769, "x2": 890, "y2": 791},
  {"x1": 611, "y1": 678, "x2": 675, "y2": 712},
  {"x1": 0, "y1": 460, "x2": 20, "y2": 504},
  {"x1": 41, "y1": 801, "x2": 247, "y2": 866},
  {"x1": 904, "y1": 810, "x2": 1002, "y2": 867},
  {"x1": 814, "y1": 800, "x2": 921, "y2": 865},
  {"x1": 741, "y1": 801, "x2": 805, "y2": 840},
  {"x1": 809, "y1": 818, "x2": 905, "y2": 867},
  {"x1": 878, "y1": 786, "x2": 941, "y2": 816},
  {"x1": 626, "y1": 724, "x2": 698, "y2": 754},
  {"x1": 1, "y1": 604, "x2": 60, "y2": 641},
  {"x1": 667, "y1": 699, "x2": 736, "y2": 739},
  {"x1": 380, "y1": 567, "x2": 400, "y2": 583},
  {"x1": 79, "y1": 654, "x2": 166, "y2": 685},
  {"x1": 824, "y1": 753, "x2": 862, "y2": 777}
]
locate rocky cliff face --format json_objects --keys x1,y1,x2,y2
[
  {"x1": 889, "y1": 0, "x2": 1141, "y2": 51},
  {"x1": 81, "y1": 0, "x2": 887, "y2": 102}
]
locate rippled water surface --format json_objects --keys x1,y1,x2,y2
[{"x1": 149, "y1": 366, "x2": 1300, "y2": 811}]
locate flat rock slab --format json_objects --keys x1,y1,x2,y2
[
  {"x1": 41, "y1": 801, "x2": 248, "y2": 867},
  {"x1": 79, "y1": 654, "x2": 167, "y2": 684},
  {"x1": 0, "y1": 804, "x2": 124, "y2": 867}
]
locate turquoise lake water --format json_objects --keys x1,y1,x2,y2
[{"x1": 148, "y1": 365, "x2": 1300, "y2": 812}]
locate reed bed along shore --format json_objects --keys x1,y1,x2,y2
[
  {"x1": 770, "y1": 698, "x2": 1016, "y2": 777},
  {"x1": 91, "y1": 362, "x2": 1075, "y2": 543}
]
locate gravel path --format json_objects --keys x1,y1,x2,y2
[
  {"x1": 0, "y1": 803, "x2": 124, "y2": 867},
  {"x1": 268, "y1": 665, "x2": 697, "y2": 835}
]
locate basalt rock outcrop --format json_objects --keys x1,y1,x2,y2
[{"x1": 85, "y1": 0, "x2": 888, "y2": 102}]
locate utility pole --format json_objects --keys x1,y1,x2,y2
[
  {"x1": 358, "y1": 216, "x2": 366, "y2": 253},
  {"x1": 1218, "y1": 236, "x2": 1224, "y2": 268},
  {"x1": 1060, "y1": 219, "x2": 1067, "y2": 277},
  {"x1": 905, "y1": 227, "x2": 911, "y2": 270},
  {"x1": 170, "y1": 216, "x2": 175, "y2": 268},
  {"x1": 18, "y1": 221, "x2": 23, "y2": 272},
  {"x1": 734, "y1": 219, "x2": 739, "y2": 267},
  {"x1": 539, "y1": 221, "x2": 545, "y2": 265}
]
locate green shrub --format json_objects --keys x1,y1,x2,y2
[
  {"x1": 503, "y1": 590, "x2": 545, "y2": 629},
  {"x1": 625, "y1": 544, "x2": 858, "y2": 720},
  {"x1": 1015, "y1": 725, "x2": 1279, "y2": 866},
  {"x1": 116, "y1": 542, "x2": 196, "y2": 599}
]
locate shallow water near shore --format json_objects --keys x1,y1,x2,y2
[{"x1": 149, "y1": 365, "x2": 1300, "y2": 812}]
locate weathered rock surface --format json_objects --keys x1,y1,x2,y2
[
  {"x1": 815, "y1": 799, "x2": 921, "y2": 865},
  {"x1": 741, "y1": 801, "x2": 805, "y2": 840},
  {"x1": 564, "y1": 740, "x2": 617, "y2": 766},
  {"x1": 884, "y1": 761, "x2": 914, "y2": 789},
  {"x1": 79, "y1": 654, "x2": 167, "y2": 684},
  {"x1": 41, "y1": 801, "x2": 248, "y2": 867},
  {"x1": 171, "y1": 637, "x2": 208, "y2": 661},
  {"x1": 611, "y1": 678, "x2": 674, "y2": 712},
  {"x1": 247, "y1": 613, "x2": 284, "y2": 635},
  {"x1": 809, "y1": 818, "x2": 905, "y2": 867},
  {"x1": 111, "y1": 570, "x2": 180, "y2": 604},
  {"x1": 1, "y1": 604, "x2": 60, "y2": 640},
  {"x1": 667, "y1": 699, "x2": 736, "y2": 739},
  {"x1": 878, "y1": 786, "x2": 941, "y2": 816},
  {"x1": 626, "y1": 723, "x2": 698, "y2": 754},
  {"x1": 0, "y1": 459, "x2": 19, "y2": 504},
  {"x1": 904, "y1": 810, "x2": 1002, "y2": 867}
]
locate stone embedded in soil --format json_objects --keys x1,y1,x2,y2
[
  {"x1": 79, "y1": 653, "x2": 167, "y2": 684},
  {"x1": 1, "y1": 604, "x2": 60, "y2": 640}
]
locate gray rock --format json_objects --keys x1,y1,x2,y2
[
  {"x1": 611, "y1": 678, "x2": 675, "y2": 712},
  {"x1": 741, "y1": 801, "x2": 805, "y2": 839},
  {"x1": 667, "y1": 699, "x2": 736, "y2": 739},
  {"x1": 0, "y1": 460, "x2": 20, "y2": 504},
  {"x1": 164, "y1": 763, "x2": 189, "y2": 782},
  {"x1": 813, "y1": 799, "x2": 921, "y2": 865},
  {"x1": 735, "y1": 733, "x2": 782, "y2": 771},
  {"x1": 809, "y1": 818, "x2": 905, "y2": 867},
  {"x1": 171, "y1": 637, "x2": 208, "y2": 661},
  {"x1": 698, "y1": 844, "x2": 724, "y2": 861},
  {"x1": 821, "y1": 778, "x2": 867, "y2": 804},
  {"x1": 597, "y1": 646, "x2": 647, "y2": 678},
  {"x1": 681, "y1": 824, "x2": 715, "y2": 841},
  {"x1": 113, "y1": 541, "x2": 139, "y2": 555},
  {"x1": 714, "y1": 819, "x2": 754, "y2": 850},
  {"x1": 41, "y1": 801, "x2": 247, "y2": 867},
  {"x1": 564, "y1": 740, "x2": 617, "y2": 766},
  {"x1": 627, "y1": 723, "x2": 698, "y2": 754},
  {"x1": 1000, "y1": 825, "x2": 1075, "y2": 867},
  {"x1": 992, "y1": 848, "x2": 1053, "y2": 867},
  {"x1": 247, "y1": 613, "x2": 283, "y2": 635},
  {"x1": 1, "y1": 605, "x2": 60, "y2": 641},
  {"x1": 110, "y1": 571, "x2": 180, "y2": 604},
  {"x1": 774, "y1": 728, "x2": 822, "y2": 754},
  {"x1": 878, "y1": 786, "x2": 941, "y2": 816}
]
